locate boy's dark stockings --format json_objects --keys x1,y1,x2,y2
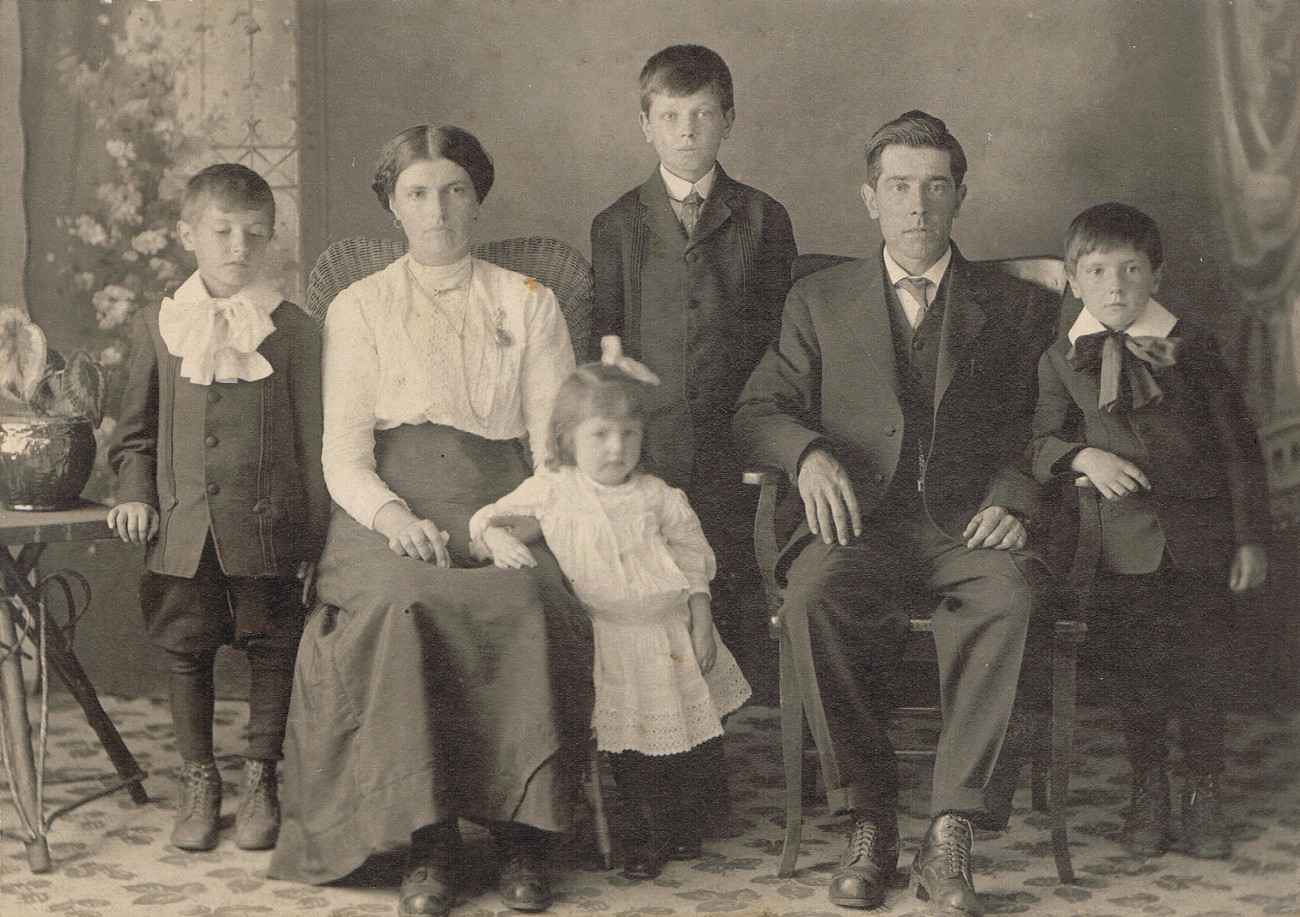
[
  {"x1": 166, "y1": 650, "x2": 217, "y2": 763},
  {"x1": 244, "y1": 639, "x2": 296, "y2": 761}
]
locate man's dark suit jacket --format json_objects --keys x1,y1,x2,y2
[
  {"x1": 1031, "y1": 320, "x2": 1271, "y2": 579},
  {"x1": 734, "y1": 244, "x2": 1059, "y2": 558},
  {"x1": 591, "y1": 164, "x2": 795, "y2": 485}
]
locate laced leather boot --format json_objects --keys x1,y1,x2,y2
[
  {"x1": 399, "y1": 822, "x2": 461, "y2": 917},
  {"x1": 1123, "y1": 766, "x2": 1173, "y2": 858},
  {"x1": 1181, "y1": 773, "x2": 1231, "y2": 859},
  {"x1": 494, "y1": 825, "x2": 552, "y2": 912},
  {"x1": 171, "y1": 760, "x2": 222, "y2": 851},
  {"x1": 828, "y1": 813, "x2": 900, "y2": 908},
  {"x1": 235, "y1": 759, "x2": 280, "y2": 850},
  {"x1": 911, "y1": 813, "x2": 982, "y2": 916}
]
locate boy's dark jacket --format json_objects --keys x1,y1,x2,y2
[
  {"x1": 1030, "y1": 317, "x2": 1270, "y2": 581},
  {"x1": 590, "y1": 164, "x2": 796, "y2": 482},
  {"x1": 109, "y1": 300, "x2": 329, "y2": 579}
]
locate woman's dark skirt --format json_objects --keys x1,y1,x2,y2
[{"x1": 269, "y1": 423, "x2": 591, "y2": 885}]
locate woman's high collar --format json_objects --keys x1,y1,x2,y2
[{"x1": 406, "y1": 252, "x2": 473, "y2": 293}]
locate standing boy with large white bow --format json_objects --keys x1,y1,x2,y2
[
  {"x1": 1031, "y1": 202, "x2": 1269, "y2": 862},
  {"x1": 107, "y1": 163, "x2": 329, "y2": 854}
]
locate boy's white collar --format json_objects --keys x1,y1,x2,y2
[
  {"x1": 167, "y1": 270, "x2": 281, "y2": 312},
  {"x1": 158, "y1": 271, "x2": 281, "y2": 385},
  {"x1": 1068, "y1": 298, "x2": 1177, "y2": 343},
  {"x1": 660, "y1": 162, "x2": 717, "y2": 202}
]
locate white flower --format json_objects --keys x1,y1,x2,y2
[
  {"x1": 72, "y1": 215, "x2": 109, "y2": 248},
  {"x1": 131, "y1": 229, "x2": 168, "y2": 256},
  {"x1": 99, "y1": 343, "x2": 125, "y2": 366},
  {"x1": 74, "y1": 271, "x2": 97, "y2": 291},
  {"x1": 105, "y1": 139, "x2": 136, "y2": 164},
  {"x1": 92, "y1": 284, "x2": 136, "y2": 331},
  {"x1": 150, "y1": 258, "x2": 180, "y2": 284}
]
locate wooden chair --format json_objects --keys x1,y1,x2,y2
[
  {"x1": 745, "y1": 254, "x2": 1086, "y2": 885},
  {"x1": 305, "y1": 235, "x2": 611, "y2": 870}
]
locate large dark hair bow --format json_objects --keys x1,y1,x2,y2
[{"x1": 1067, "y1": 330, "x2": 1179, "y2": 413}]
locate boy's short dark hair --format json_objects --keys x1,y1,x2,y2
[
  {"x1": 639, "y1": 44, "x2": 734, "y2": 115},
  {"x1": 1064, "y1": 202, "x2": 1164, "y2": 274},
  {"x1": 547, "y1": 363, "x2": 653, "y2": 470},
  {"x1": 864, "y1": 110, "x2": 967, "y2": 189},
  {"x1": 181, "y1": 163, "x2": 276, "y2": 225},
  {"x1": 371, "y1": 125, "x2": 495, "y2": 212}
]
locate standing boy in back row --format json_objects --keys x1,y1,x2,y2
[{"x1": 591, "y1": 44, "x2": 797, "y2": 700}]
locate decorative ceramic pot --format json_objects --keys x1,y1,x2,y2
[{"x1": 0, "y1": 414, "x2": 97, "y2": 511}]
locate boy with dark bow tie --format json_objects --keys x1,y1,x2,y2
[{"x1": 1031, "y1": 202, "x2": 1270, "y2": 860}]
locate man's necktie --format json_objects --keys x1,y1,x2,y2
[
  {"x1": 896, "y1": 276, "x2": 931, "y2": 328},
  {"x1": 680, "y1": 190, "x2": 704, "y2": 237}
]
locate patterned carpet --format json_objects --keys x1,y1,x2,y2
[{"x1": 3, "y1": 694, "x2": 1299, "y2": 917}]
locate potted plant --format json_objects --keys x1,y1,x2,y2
[{"x1": 0, "y1": 307, "x2": 105, "y2": 511}]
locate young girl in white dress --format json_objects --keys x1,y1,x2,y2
[{"x1": 470, "y1": 338, "x2": 751, "y2": 880}]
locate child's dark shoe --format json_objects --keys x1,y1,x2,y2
[
  {"x1": 1123, "y1": 767, "x2": 1173, "y2": 858},
  {"x1": 621, "y1": 835, "x2": 670, "y2": 880},
  {"x1": 1181, "y1": 773, "x2": 1231, "y2": 860},
  {"x1": 236, "y1": 759, "x2": 280, "y2": 850},
  {"x1": 172, "y1": 760, "x2": 222, "y2": 851}
]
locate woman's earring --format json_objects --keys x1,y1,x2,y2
[{"x1": 393, "y1": 217, "x2": 402, "y2": 230}]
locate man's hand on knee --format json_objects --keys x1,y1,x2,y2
[
  {"x1": 963, "y1": 505, "x2": 1025, "y2": 551},
  {"x1": 798, "y1": 449, "x2": 862, "y2": 546}
]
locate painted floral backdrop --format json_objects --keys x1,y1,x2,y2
[{"x1": 50, "y1": 1, "x2": 299, "y2": 498}]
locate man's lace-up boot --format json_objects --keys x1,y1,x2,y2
[
  {"x1": 1181, "y1": 772, "x2": 1231, "y2": 859},
  {"x1": 235, "y1": 759, "x2": 280, "y2": 850},
  {"x1": 172, "y1": 760, "x2": 222, "y2": 851},
  {"x1": 828, "y1": 812, "x2": 900, "y2": 908},
  {"x1": 911, "y1": 813, "x2": 982, "y2": 916},
  {"x1": 1123, "y1": 766, "x2": 1173, "y2": 858}
]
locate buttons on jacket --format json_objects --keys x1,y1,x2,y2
[
  {"x1": 206, "y1": 483, "x2": 220, "y2": 496},
  {"x1": 207, "y1": 390, "x2": 221, "y2": 404},
  {"x1": 205, "y1": 435, "x2": 219, "y2": 447},
  {"x1": 912, "y1": 338, "x2": 925, "y2": 351},
  {"x1": 252, "y1": 499, "x2": 269, "y2": 515},
  {"x1": 685, "y1": 252, "x2": 698, "y2": 264}
]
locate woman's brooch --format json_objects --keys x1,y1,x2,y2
[{"x1": 493, "y1": 304, "x2": 513, "y2": 347}]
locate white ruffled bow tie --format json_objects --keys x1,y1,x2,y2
[{"x1": 159, "y1": 276, "x2": 280, "y2": 385}]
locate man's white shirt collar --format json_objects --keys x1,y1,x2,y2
[
  {"x1": 1068, "y1": 298, "x2": 1177, "y2": 343},
  {"x1": 883, "y1": 245, "x2": 950, "y2": 326}
]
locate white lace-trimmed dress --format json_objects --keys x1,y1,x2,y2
[{"x1": 471, "y1": 467, "x2": 751, "y2": 756}]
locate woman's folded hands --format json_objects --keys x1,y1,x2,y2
[{"x1": 373, "y1": 500, "x2": 451, "y2": 566}]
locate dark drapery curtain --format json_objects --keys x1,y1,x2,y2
[
  {"x1": 1206, "y1": 1, "x2": 1300, "y2": 696},
  {"x1": 19, "y1": 0, "x2": 119, "y2": 351}
]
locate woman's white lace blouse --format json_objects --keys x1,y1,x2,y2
[{"x1": 322, "y1": 254, "x2": 575, "y2": 529}]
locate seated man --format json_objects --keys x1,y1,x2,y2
[{"x1": 733, "y1": 110, "x2": 1058, "y2": 914}]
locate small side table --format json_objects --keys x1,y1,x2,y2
[{"x1": 0, "y1": 500, "x2": 148, "y2": 873}]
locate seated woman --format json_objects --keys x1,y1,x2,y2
[{"x1": 268, "y1": 125, "x2": 590, "y2": 917}]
